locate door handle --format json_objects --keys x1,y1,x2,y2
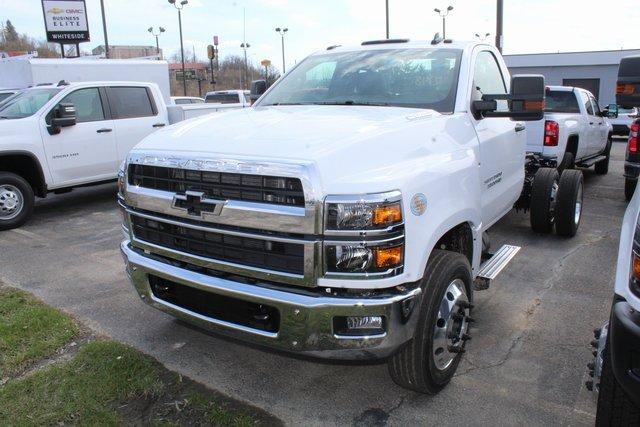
[
  {"x1": 152, "y1": 123, "x2": 166, "y2": 128},
  {"x1": 96, "y1": 128, "x2": 113, "y2": 133},
  {"x1": 589, "y1": 122, "x2": 594, "y2": 125},
  {"x1": 514, "y1": 123, "x2": 526, "y2": 132}
]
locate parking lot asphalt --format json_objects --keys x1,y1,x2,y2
[{"x1": 0, "y1": 141, "x2": 631, "y2": 426}]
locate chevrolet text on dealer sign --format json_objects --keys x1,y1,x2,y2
[{"x1": 41, "y1": 0, "x2": 90, "y2": 43}]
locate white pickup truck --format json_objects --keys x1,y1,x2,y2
[
  {"x1": 118, "y1": 39, "x2": 584, "y2": 394},
  {"x1": 0, "y1": 81, "x2": 222, "y2": 230},
  {"x1": 204, "y1": 90, "x2": 250, "y2": 108},
  {"x1": 525, "y1": 86, "x2": 614, "y2": 174}
]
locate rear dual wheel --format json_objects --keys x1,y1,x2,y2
[{"x1": 529, "y1": 167, "x2": 583, "y2": 237}]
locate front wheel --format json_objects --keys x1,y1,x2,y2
[
  {"x1": 596, "y1": 342, "x2": 640, "y2": 425},
  {"x1": 387, "y1": 250, "x2": 473, "y2": 394},
  {"x1": 0, "y1": 172, "x2": 35, "y2": 231}
]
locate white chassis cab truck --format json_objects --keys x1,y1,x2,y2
[
  {"x1": 589, "y1": 55, "x2": 640, "y2": 423},
  {"x1": 118, "y1": 39, "x2": 583, "y2": 394},
  {"x1": 0, "y1": 81, "x2": 225, "y2": 230},
  {"x1": 525, "y1": 85, "x2": 615, "y2": 174}
]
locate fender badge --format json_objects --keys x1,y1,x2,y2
[{"x1": 410, "y1": 193, "x2": 427, "y2": 216}]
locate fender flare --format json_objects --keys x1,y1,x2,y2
[{"x1": 0, "y1": 150, "x2": 47, "y2": 197}]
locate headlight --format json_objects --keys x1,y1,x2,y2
[
  {"x1": 325, "y1": 191, "x2": 403, "y2": 231},
  {"x1": 325, "y1": 242, "x2": 404, "y2": 274}
]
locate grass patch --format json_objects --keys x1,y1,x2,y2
[
  {"x1": 0, "y1": 287, "x2": 278, "y2": 426},
  {"x1": 0, "y1": 287, "x2": 79, "y2": 377}
]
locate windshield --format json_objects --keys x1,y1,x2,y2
[
  {"x1": 258, "y1": 48, "x2": 462, "y2": 112},
  {"x1": 0, "y1": 88, "x2": 61, "y2": 119},
  {"x1": 544, "y1": 90, "x2": 580, "y2": 113}
]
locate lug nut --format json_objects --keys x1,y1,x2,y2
[
  {"x1": 590, "y1": 340, "x2": 598, "y2": 348},
  {"x1": 459, "y1": 301, "x2": 474, "y2": 310},
  {"x1": 448, "y1": 346, "x2": 465, "y2": 354},
  {"x1": 462, "y1": 334, "x2": 472, "y2": 341},
  {"x1": 589, "y1": 370, "x2": 594, "y2": 377},
  {"x1": 594, "y1": 328, "x2": 601, "y2": 339},
  {"x1": 587, "y1": 362, "x2": 595, "y2": 370},
  {"x1": 593, "y1": 350, "x2": 598, "y2": 357}
]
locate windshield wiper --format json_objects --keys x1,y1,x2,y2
[
  {"x1": 312, "y1": 101, "x2": 391, "y2": 107},
  {"x1": 264, "y1": 102, "x2": 303, "y2": 106}
]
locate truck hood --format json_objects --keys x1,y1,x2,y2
[{"x1": 133, "y1": 105, "x2": 457, "y2": 193}]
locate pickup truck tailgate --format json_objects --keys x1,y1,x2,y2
[{"x1": 525, "y1": 119, "x2": 545, "y2": 154}]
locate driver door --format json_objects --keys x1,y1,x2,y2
[
  {"x1": 41, "y1": 87, "x2": 117, "y2": 187},
  {"x1": 472, "y1": 50, "x2": 525, "y2": 228}
]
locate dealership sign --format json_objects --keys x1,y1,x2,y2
[{"x1": 41, "y1": 0, "x2": 90, "y2": 44}]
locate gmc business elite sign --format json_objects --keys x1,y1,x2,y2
[{"x1": 41, "y1": 0, "x2": 90, "y2": 44}]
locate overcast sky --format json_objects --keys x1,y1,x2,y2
[{"x1": 3, "y1": 0, "x2": 640, "y2": 71}]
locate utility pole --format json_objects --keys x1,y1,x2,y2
[
  {"x1": 385, "y1": 0, "x2": 389, "y2": 39},
  {"x1": 496, "y1": 0, "x2": 504, "y2": 53},
  {"x1": 99, "y1": 0, "x2": 110, "y2": 58}
]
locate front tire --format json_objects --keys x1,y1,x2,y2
[
  {"x1": 555, "y1": 169, "x2": 583, "y2": 237},
  {"x1": 530, "y1": 168, "x2": 559, "y2": 234},
  {"x1": 0, "y1": 172, "x2": 35, "y2": 231},
  {"x1": 387, "y1": 250, "x2": 472, "y2": 394},
  {"x1": 596, "y1": 342, "x2": 640, "y2": 426},
  {"x1": 625, "y1": 179, "x2": 637, "y2": 202}
]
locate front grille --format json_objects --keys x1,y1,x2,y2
[
  {"x1": 128, "y1": 164, "x2": 305, "y2": 207},
  {"x1": 149, "y1": 275, "x2": 280, "y2": 333},
  {"x1": 132, "y1": 216, "x2": 305, "y2": 275}
]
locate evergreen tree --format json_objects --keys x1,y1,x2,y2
[{"x1": 4, "y1": 20, "x2": 18, "y2": 43}]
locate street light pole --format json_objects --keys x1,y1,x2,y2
[
  {"x1": 385, "y1": 0, "x2": 389, "y2": 39},
  {"x1": 434, "y1": 6, "x2": 454, "y2": 39},
  {"x1": 99, "y1": 0, "x2": 109, "y2": 58},
  {"x1": 496, "y1": 0, "x2": 504, "y2": 53},
  {"x1": 275, "y1": 27, "x2": 288, "y2": 74},
  {"x1": 148, "y1": 27, "x2": 166, "y2": 60},
  {"x1": 169, "y1": 0, "x2": 188, "y2": 96},
  {"x1": 240, "y1": 42, "x2": 251, "y2": 89}
]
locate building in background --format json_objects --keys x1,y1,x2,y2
[
  {"x1": 504, "y1": 49, "x2": 640, "y2": 106},
  {"x1": 92, "y1": 45, "x2": 161, "y2": 59}
]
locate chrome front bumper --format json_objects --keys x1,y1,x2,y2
[{"x1": 121, "y1": 240, "x2": 421, "y2": 360}]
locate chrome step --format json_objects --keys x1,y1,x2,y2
[{"x1": 473, "y1": 244, "x2": 521, "y2": 291}]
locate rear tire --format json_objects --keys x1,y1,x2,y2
[
  {"x1": 555, "y1": 169, "x2": 583, "y2": 237},
  {"x1": 0, "y1": 172, "x2": 34, "y2": 231},
  {"x1": 558, "y1": 152, "x2": 575, "y2": 175},
  {"x1": 530, "y1": 168, "x2": 559, "y2": 234},
  {"x1": 595, "y1": 139, "x2": 611, "y2": 175},
  {"x1": 387, "y1": 250, "x2": 472, "y2": 394},
  {"x1": 625, "y1": 179, "x2": 637, "y2": 202},
  {"x1": 596, "y1": 342, "x2": 640, "y2": 426}
]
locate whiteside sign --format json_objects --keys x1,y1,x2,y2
[{"x1": 41, "y1": 0, "x2": 90, "y2": 44}]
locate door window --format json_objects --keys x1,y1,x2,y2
[
  {"x1": 473, "y1": 51, "x2": 508, "y2": 111},
  {"x1": 108, "y1": 87, "x2": 156, "y2": 119},
  {"x1": 58, "y1": 88, "x2": 105, "y2": 123},
  {"x1": 584, "y1": 94, "x2": 595, "y2": 115}
]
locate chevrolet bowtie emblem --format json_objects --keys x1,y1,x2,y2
[{"x1": 171, "y1": 191, "x2": 226, "y2": 218}]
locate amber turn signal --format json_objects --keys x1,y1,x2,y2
[
  {"x1": 372, "y1": 203, "x2": 402, "y2": 226},
  {"x1": 617, "y1": 84, "x2": 635, "y2": 95},
  {"x1": 374, "y1": 245, "x2": 403, "y2": 269},
  {"x1": 633, "y1": 251, "x2": 640, "y2": 280},
  {"x1": 524, "y1": 100, "x2": 545, "y2": 111}
]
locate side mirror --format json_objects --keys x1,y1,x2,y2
[
  {"x1": 604, "y1": 103, "x2": 619, "y2": 119},
  {"x1": 48, "y1": 103, "x2": 77, "y2": 135},
  {"x1": 473, "y1": 74, "x2": 545, "y2": 121},
  {"x1": 617, "y1": 55, "x2": 640, "y2": 108},
  {"x1": 249, "y1": 80, "x2": 267, "y2": 103}
]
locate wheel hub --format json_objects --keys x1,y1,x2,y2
[
  {"x1": 432, "y1": 278, "x2": 471, "y2": 371},
  {"x1": 574, "y1": 183, "x2": 583, "y2": 226},
  {"x1": 0, "y1": 185, "x2": 23, "y2": 220}
]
